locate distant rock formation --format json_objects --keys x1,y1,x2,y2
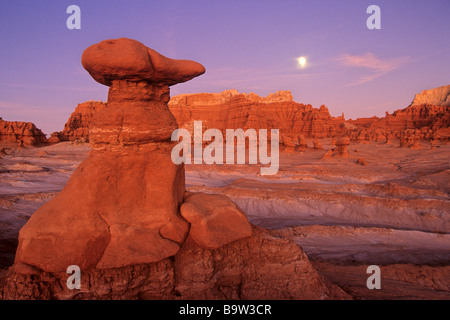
[
  {"x1": 346, "y1": 86, "x2": 450, "y2": 143},
  {"x1": 346, "y1": 104, "x2": 450, "y2": 143},
  {"x1": 170, "y1": 89, "x2": 294, "y2": 105},
  {"x1": 59, "y1": 101, "x2": 107, "y2": 142},
  {"x1": 169, "y1": 87, "x2": 450, "y2": 146},
  {"x1": 356, "y1": 158, "x2": 368, "y2": 166},
  {"x1": 169, "y1": 90, "x2": 343, "y2": 139},
  {"x1": 1, "y1": 38, "x2": 345, "y2": 300},
  {"x1": 280, "y1": 134, "x2": 296, "y2": 152},
  {"x1": 410, "y1": 85, "x2": 450, "y2": 107},
  {"x1": 0, "y1": 118, "x2": 47, "y2": 146},
  {"x1": 46, "y1": 132, "x2": 61, "y2": 145},
  {"x1": 57, "y1": 89, "x2": 343, "y2": 145},
  {"x1": 313, "y1": 139, "x2": 323, "y2": 150},
  {"x1": 58, "y1": 85, "x2": 450, "y2": 147},
  {"x1": 378, "y1": 104, "x2": 449, "y2": 131},
  {"x1": 322, "y1": 136, "x2": 351, "y2": 160}
]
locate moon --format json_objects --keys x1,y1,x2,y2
[{"x1": 297, "y1": 56, "x2": 307, "y2": 67}]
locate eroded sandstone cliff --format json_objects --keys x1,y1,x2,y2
[
  {"x1": 169, "y1": 89, "x2": 343, "y2": 139},
  {"x1": 0, "y1": 118, "x2": 47, "y2": 146}
]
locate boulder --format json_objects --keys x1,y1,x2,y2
[
  {"x1": 180, "y1": 193, "x2": 252, "y2": 249},
  {"x1": 81, "y1": 38, "x2": 205, "y2": 86}
]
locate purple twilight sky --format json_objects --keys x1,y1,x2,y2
[{"x1": 0, "y1": 0, "x2": 449, "y2": 135}]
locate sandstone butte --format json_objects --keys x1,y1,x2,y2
[
  {"x1": 0, "y1": 38, "x2": 348, "y2": 300},
  {"x1": 0, "y1": 117, "x2": 47, "y2": 147},
  {"x1": 56, "y1": 85, "x2": 450, "y2": 147}
]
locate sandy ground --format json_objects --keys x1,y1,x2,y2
[{"x1": 0, "y1": 139, "x2": 449, "y2": 299}]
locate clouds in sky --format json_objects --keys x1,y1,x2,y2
[{"x1": 337, "y1": 52, "x2": 412, "y2": 86}]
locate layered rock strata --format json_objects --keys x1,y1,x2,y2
[
  {"x1": 169, "y1": 90, "x2": 343, "y2": 139},
  {"x1": 0, "y1": 118, "x2": 47, "y2": 146}
]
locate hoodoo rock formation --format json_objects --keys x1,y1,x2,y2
[
  {"x1": 335, "y1": 137, "x2": 350, "y2": 158},
  {"x1": 1, "y1": 38, "x2": 347, "y2": 300},
  {"x1": 12, "y1": 38, "x2": 205, "y2": 272},
  {"x1": 321, "y1": 136, "x2": 351, "y2": 160},
  {"x1": 0, "y1": 118, "x2": 47, "y2": 146}
]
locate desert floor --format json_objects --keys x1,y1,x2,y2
[{"x1": 0, "y1": 139, "x2": 449, "y2": 299}]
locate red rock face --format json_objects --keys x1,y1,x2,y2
[
  {"x1": 60, "y1": 101, "x2": 107, "y2": 142},
  {"x1": 346, "y1": 104, "x2": 450, "y2": 142},
  {"x1": 169, "y1": 89, "x2": 450, "y2": 144},
  {"x1": 169, "y1": 90, "x2": 343, "y2": 139},
  {"x1": 373, "y1": 104, "x2": 450, "y2": 132},
  {"x1": 0, "y1": 118, "x2": 47, "y2": 146},
  {"x1": 58, "y1": 86, "x2": 450, "y2": 146}
]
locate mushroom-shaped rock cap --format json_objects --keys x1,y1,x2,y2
[
  {"x1": 336, "y1": 137, "x2": 350, "y2": 146},
  {"x1": 82, "y1": 38, "x2": 205, "y2": 86}
]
